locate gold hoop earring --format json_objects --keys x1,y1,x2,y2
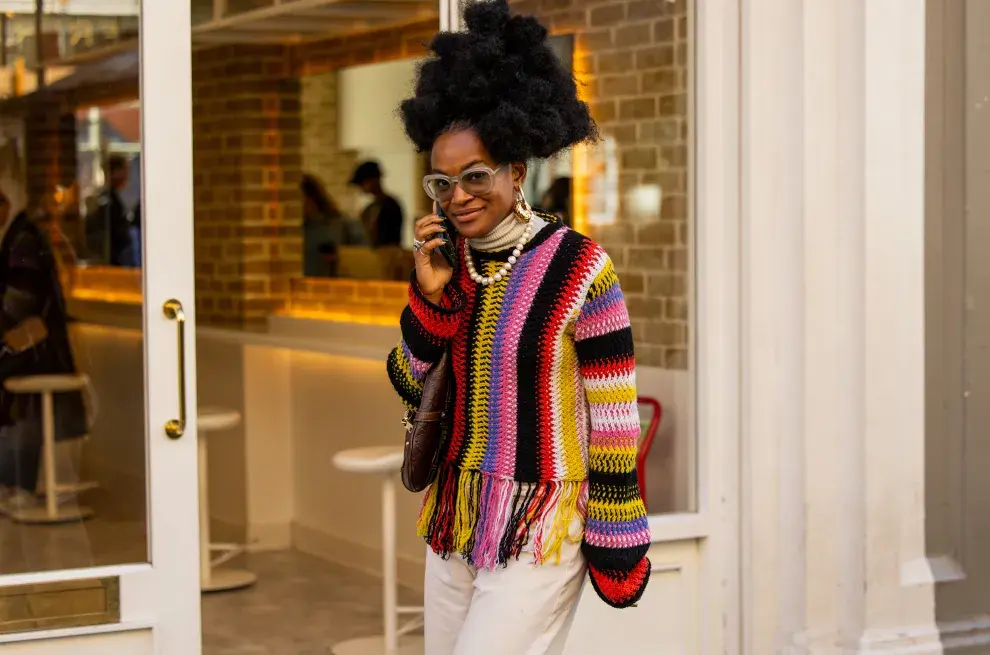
[{"x1": 513, "y1": 188, "x2": 533, "y2": 223}]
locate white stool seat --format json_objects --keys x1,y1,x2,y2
[
  {"x1": 4, "y1": 374, "x2": 89, "y2": 394},
  {"x1": 333, "y1": 445, "x2": 423, "y2": 655},
  {"x1": 332, "y1": 446, "x2": 404, "y2": 474},
  {"x1": 198, "y1": 407, "x2": 241, "y2": 432},
  {"x1": 3, "y1": 374, "x2": 93, "y2": 524}
]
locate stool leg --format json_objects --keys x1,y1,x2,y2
[
  {"x1": 198, "y1": 434, "x2": 211, "y2": 588},
  {"x1": 41, "y1": 391, "x2": 57, "y2": 519},
  {"x1": 382, "y1": 474, "x2": 398, "y2": 653}
]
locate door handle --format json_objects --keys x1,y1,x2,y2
[{"x1": 162, "y1": 299, "x2": 186, "y2": 439}]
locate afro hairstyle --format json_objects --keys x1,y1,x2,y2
[{"x1": 399, "y1": 0, "x2": 598, "y2": 164}]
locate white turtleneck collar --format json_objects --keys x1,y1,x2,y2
[{"x1": 468, "y1": 211, "x2": 548, "y2": 252}]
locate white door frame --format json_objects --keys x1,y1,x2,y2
[
  {"x1": 0, "y1": 0, "x2": 200, "y2": 651},
  {"x1": 694, "y1": 0, "x2": 740, "y2": 651}
]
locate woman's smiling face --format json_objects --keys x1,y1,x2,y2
[{"x1": 429, "y1": 128, "x2": 526, "y2": 239}]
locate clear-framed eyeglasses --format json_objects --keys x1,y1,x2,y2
[{"x1": 422, "y1": 165, "x2": 502, "y2": 202}]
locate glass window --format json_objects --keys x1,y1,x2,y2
[
  {"x1": 187, "y1": 0, "x2": 695, "y2": 513},
  {"x1": 560, "y1": 0, "x2": 695, "y2": 514},
  {"x1": 0, "y1": 2, "x2": 147, "y2": 576},
  {"x1": 299, "y1": 58, "x2": 424, "y2": 280}
]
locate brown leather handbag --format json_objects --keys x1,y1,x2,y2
[{"x1": 401, "y1": 349, "x2": 453, "y2": 492}]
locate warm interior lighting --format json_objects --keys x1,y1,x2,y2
[
  {"x1": 627, "y1": 184, "x2": 662, "y2": 222},
  {"x1": 69, "y1": 266, "x2": 142, "y2": 305},
  {"x1": 571, "y1": 42, "x2": 590, "y2": 235},
  {"x1": 67, "y1": 268, "x2": 408, "y2": 326},
  {"x1": 277, "y1": 307, "x2": 399, "y2": 327},
  {"x1": 278, "y1": 277, "x2": 406, "y2": 327}
]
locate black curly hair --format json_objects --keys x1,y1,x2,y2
[{"x1": 399, "y1": 0, "x2": 598, "y2": 164}]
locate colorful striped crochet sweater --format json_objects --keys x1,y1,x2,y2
[{"x1": 387, "y1": 217, "x2": 651, "y2": 608}]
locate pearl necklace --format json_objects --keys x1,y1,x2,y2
[{"x1": 464, "y1": 222, "x2": 532, "y2": 286}]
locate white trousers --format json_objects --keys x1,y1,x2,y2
[{"x1": 423, "y1": 538, "x2": 587, "y2": 655}]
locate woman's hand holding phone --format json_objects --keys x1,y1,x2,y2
[{"x1": 414, "y1": 208, "x2": 454, "y2": 305}]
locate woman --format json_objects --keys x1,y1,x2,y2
[
  {"x1": 301, "y1": 174, "x2": 366, "y2": 277},
  {"x1": 0, "y1": 181, "x2": 87, "y2": 509},
  {"x1": 386, "y1": 2, "x2": 651, "y2": 652}
]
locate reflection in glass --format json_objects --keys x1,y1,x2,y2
[
  {"x1": 291, "y1": 1, "x2": 695, "y2": 513},
  {"x1": 226, "y1": 0, "x2": 276, "y2": 17},
  {"x1": 302, "y1": 58, "x2": 424, "y2": 282},
  {"x1": 0, "y1": 10, "x2": 138, "y2": 66},
  {"x1": 301, "y1": 173, "x2": 367, "y2": 278},
  {"x1": 0, "y1": 5, "x2": 146, "y2": 575},
  {"x1": 77, "y1": 103, "x2": 141, "y2": 267}
]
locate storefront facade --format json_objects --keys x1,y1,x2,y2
[{"x1": 0, "y1": 0, "x2": 980, "y2": 653}]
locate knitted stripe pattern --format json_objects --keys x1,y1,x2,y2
[{"x1": 386, "y1": 216, "x2": 651, "y2": 609}]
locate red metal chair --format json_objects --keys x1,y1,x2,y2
[{"x1": 636, "y1": 396, "x2": 662, "y2": 512}]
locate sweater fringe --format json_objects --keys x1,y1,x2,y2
[{"x1": 418, "y1": 464, "x2": 588, "y2": 570}]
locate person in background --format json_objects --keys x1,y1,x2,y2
[
  {"x1": 349, "y1": 161, "x2": 404, "y2": 248},
  {"x1": 84, "y1": 154, "x2": 133, "y2": 266},
  {"x1": 540, "y1": 176, "x2": 572, "y2": 228},
  {"x1": 128, "y1": 201, "x2": 141, "y2": 268},
  {"x1": 0, "y1": 180, "x2": 87, "y2": 511},
  {"x1": 301, "y1": 174, "x2": 366, "y2": 277}
]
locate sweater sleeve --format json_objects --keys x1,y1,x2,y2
[
  {"x1": 575, "y1": 254, "x2": 652, "y2": 608},
  {"x1": 386, "y1": 272, "x2": 466, "y2": 411}
]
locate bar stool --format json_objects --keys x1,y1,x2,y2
[
  {"x1": 3, "y1": 374, "x2": 94, "y2": 524},
  {"x1": 332, "y1": 446, "x2": 424, "y2": 655},
  {"x1": 198, "y1": 406, "x2": 257, "y2": 593}
]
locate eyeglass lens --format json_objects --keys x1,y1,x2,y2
[{"x1": 427, "y1": 169, "x2": 495, "y2": 201}]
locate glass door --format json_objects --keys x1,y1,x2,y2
[{"x1": 0, "y1": 0, "x2": 199, "y2": 652}]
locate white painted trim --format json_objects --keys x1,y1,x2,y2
[
  {"x1": 0, "y1": 563, "x2": 150, "y2": 588},
  {"x1": 0, "y1": 621, "x2": 154, "y2": 645},
  {"x1": 858, "y1": 616, "x2": 990, "y2": 653},
  {"x1": 739, "y1": 0, "x2": 805, "y2": 650},
  {"x1": 0, "y1": 1, "x2": 138, "y2": 16},
  {"x1": 938, "y1": 617, "x2": 990, "y2": 652},
  {"x1": 857, "y1": 626, "x2": 943, "y2": 654},
  {"x1": 901, "y1": 555, "x2": 966, "y2": 587},
  {"x1": 647, "y1": 512, "x2": 709, "y2": 543},
  {"x1": 439, "y1": 0, "x2": 460, "y2": 31},
  {"x1": 694, "y1": 0, "x2": 741, "y2": 651},
  {"x1": 861, "y1": 0, "x2": 932, "y2": 636}
]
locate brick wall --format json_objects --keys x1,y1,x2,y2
[
  {"x1": 293, "y1": 19, "x2": 436, "y2": 76},
  {"x1": 530, "y1": 0, "x2": 691, "y2": 369},
  {"x1": 287, "y1": 277, "x2": 407, "y2": 324},
  {"x1": 191, "y1": 44, "x2": 303, "y2": 328},
  {"x1": 23, "y1": 106, "x2": 76, "y2": 212}
]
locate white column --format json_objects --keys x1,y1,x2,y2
[
  {"x1": 858, "y1": 0, "x2": 933, "y2": 646},
  {"x1": 439, "y1": 0, "x2": 461, "y2": 32},
  {"x1": 740, "y1": 0, "x2": 934, "y2": 652},
  {"x1": 739, "y1": 0, "x2": 806, "y2": 651}
]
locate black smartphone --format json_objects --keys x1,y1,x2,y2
[{"x1": 435, "y1": 202, "x2": 457, "y2": 268}]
